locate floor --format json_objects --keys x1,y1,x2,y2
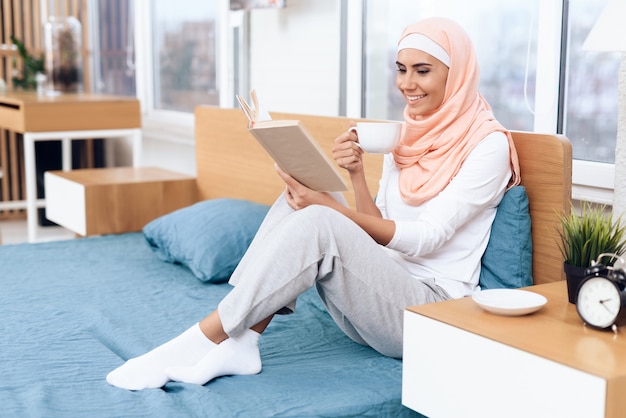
[{"x1": 0, "y1": 218, "x2": 75, "y2": 245}]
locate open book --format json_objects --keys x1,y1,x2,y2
[{"x1": 236, "y1": 90, "x2": 348, "y2": 192}]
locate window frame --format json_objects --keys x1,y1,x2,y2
[
  {"x1": 533, "y1": 0, "x2": 613, "y2": 204},
  {"x1": 133, "y1": 0, "x2": 232, "y2": 146}
]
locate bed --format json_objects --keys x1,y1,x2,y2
[{"x1": 0, "y1": 106, "x2": 572, "y2": 417}]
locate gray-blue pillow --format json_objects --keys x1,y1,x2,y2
[
  {"x1": 143, "y1": 198, "x2": 270, "y2": 283},
  {"x1": 479, "y1": 186, "x2": 533, "y2": 289}
]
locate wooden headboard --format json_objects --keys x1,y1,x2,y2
[{"x1": 194, "y1": 106, "x2": 572, "y2": 285}]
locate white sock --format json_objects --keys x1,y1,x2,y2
[
  {"x1": 165, "y1": 329, "x2": 262, "y2": 385},
  {"x1": 106, "y1": 323, "x2": 216, "y2": 390}
]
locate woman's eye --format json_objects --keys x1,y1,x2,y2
[
  {"x1": 417, "y1": 69, "x2": 430, "y2": 75},
  {"x1": 396, "y1": 68, "x2": 406, "y2": 73}
]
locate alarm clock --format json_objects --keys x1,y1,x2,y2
[{"x1": 576, "y1": 253, "x2": 626, "y2": 332}]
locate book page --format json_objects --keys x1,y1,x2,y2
[{"x1": 236, "y1": 90, "x2": 271, "y2": 127}]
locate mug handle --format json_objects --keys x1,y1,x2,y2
[{"x1": 348, "y1": 127, "x2": 362, "y2": 149}]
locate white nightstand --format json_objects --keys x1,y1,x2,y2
[
  {"x1": 44, "y1": 167, "x2": 197, "y2": 236},
  {"x1": 403, "y1": 281, "x2": 626, "y2": 418}
]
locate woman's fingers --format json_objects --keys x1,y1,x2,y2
[{"x1": 332, "y1": 129, "x2": 363, "y2": 170}]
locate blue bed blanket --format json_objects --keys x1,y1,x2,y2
[{"x1": 0, "y1": 233, "x2": 421, "y2": 417}]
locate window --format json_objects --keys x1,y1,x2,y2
[
  {"x1": 89, "y1": 0, "x2": 617, "y2": 200},
  {"x1": 91, "y1": 0, "x2": 136, "y2": 97},
  {"x1": 564, "y1": 0, "x2": 618, "y2": 164},
  {"x1": 363, "y1": 0, "x2": 617, "y2": 201},
  {"x1": 364, "y1": 0, "x2": 539, "y2": 133},
  {"x1": 151, "y1": 0, "x2": 220, "y2": 112},
  {"x1": 91, "y1": 0, "x2": 221, "y2": 113}
]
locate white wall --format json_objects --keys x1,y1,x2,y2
[{"x1": 248, "y1": 0, "x2": 342, "y2": 116}]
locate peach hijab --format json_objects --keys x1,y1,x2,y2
[{"x1": 392, "y1": 17, "x2": 520, "y2": 205}]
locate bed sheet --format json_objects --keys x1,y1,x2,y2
[{"x1": 0, "y1": 233, "x2": 422, "y2": 417}]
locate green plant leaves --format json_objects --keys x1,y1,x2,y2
[
  {"x1": 557, "y1": 202, "x2": 626, "y2": 267},
  {"x1": 10, "y1": 36, "x2": 45, "y2": 90}
]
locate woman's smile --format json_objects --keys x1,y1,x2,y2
[{"x1": 405, "y1": 94, "x2": 427, "y2": 103}]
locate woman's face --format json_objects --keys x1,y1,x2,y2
[{"x1": 395, "y1": 48, "x2": 449, "y2": 120}]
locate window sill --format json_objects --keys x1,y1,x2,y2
[
  {"x1": 572, "y1": 184, "x2": 613, "y2": 205},
  {"x1": 572, "y1": 159, "x2": 614, "y2": 205},
  {"x1": 142, "y1": 110, "x2": 195, "y2": 146}
]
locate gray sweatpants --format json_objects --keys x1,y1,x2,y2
[{"x1": 218, "y1": 193, "x2": 451, "y2": 358}]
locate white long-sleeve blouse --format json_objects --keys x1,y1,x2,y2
[{"x1": 376, "y1": 131, "x2": 512, "y2": 298}]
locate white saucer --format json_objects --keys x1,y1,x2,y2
[{"x1": 472, "y1": 289, "x2": 547, "y2": 316}]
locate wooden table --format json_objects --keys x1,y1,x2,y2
[
  {"x1": 44, "y1": 167, "x2": 196, "y2": 236},
  {"x1": 402, "y1": 281, "x2": 626, "y2": 418},
  {"x1": 0, "y1": 91, "x2": 141, "y2": 242}
]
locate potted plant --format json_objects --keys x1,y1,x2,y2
[
  {"x1": 10, "y1": 36, "x2": 44, "y2": 90},
  {"x1": 557, "y1": 202, "x2": 626, "y2": 303}
]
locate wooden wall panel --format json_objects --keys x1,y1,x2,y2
[{"x1": 0, "y1": 0, "x2": 91, "y2": 219}]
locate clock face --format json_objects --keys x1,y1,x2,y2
[{"x1": 577, "y1": 276, "x2": 621, "y2": 329}]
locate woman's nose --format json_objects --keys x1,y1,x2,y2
[{"x1": 399, "y1": 74, "x2": 416, "y2": 90}]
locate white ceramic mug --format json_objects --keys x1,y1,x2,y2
[{"x1": 349, "y1": 122, "x2": 402, "y2": 154}]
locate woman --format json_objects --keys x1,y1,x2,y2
[{"x1": 107, "y1": 16, "x2": 520, "y2": 390}]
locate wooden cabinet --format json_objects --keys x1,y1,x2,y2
[{"x1": 45, "y1": 167, "x2": 197, "y2": 236}]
